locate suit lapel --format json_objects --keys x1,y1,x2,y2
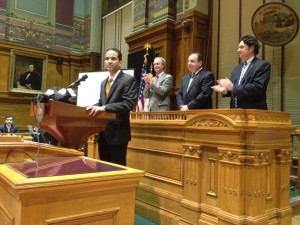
[
  {"x1": 101, "y1": 78, "x2": 108, "y2": 104},
  {"x1": 183, "y1": 75, "x2": 191, "y2": 94},
  {"x1": 106, "y1": 71, "x2": 124, "y2": 102},
  {"x1": 157, "y1": 72, "x2": 165, "y2": 84},
  {"x1": 187, "y1": 71, "x2": 201, "y2": 93}
]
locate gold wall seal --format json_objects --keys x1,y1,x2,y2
[{"x1": 252, "y1": 2, "x2": 299, "y2": 46}]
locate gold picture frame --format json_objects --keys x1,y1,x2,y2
[
  {"x1": 252, "y1": 2, "x2": 299, "y2": 46},
  {"x1": 9, "y1": 49, "x2": 48, "y2": 94}
]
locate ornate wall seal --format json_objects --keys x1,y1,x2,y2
[{"x1": 252, "y1": 2, "x2": 299, "y2": 46}]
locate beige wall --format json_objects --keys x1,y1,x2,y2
[
  {"x1": 210, "y1": 0, "x2": 300, "y2": 129},
  {"x1": 102, "y1": 0, "x2": 300, "y2": 130},
  {"x1": 102, "y1": 2, "x2": 133, "y2": 70}
]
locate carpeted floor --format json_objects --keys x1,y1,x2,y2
[
  {"x1": 135, "y1": 188, "x2": 300, "y2": 225},
  {"x1": 136, "y1": 212, "x2": 300, "y2": 224},
  {"x1": 291, "y1": 187, "x2": 300, "y2": 198},
  {"x1": 134, "y1": 215, "x2": 161, "y2": 225}
]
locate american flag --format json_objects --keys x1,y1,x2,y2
[{"x1": 136, "y1": 60, "x2": 147, "y2": 112}]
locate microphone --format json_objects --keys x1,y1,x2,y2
[
  {"x1": 67, "y1": 74, "x2": 88, "y2": 89},
  {"x1": 32, "y1": 75, "x2": 88, "y2": 104}
]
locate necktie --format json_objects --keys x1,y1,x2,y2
[
  {"x1": 235, "y1": 62, "x2": 247, "y2": 108},
  {"x1": 7, "y1": 126, "x2": 10, "y2": 133},
  {"x1": 105, "y1": 78, "x2": 113, "y2": 96},
  {"x1": 187, "y1": 73, "x2": 195, "y2": 91},
  {"x1": 238, "y1": 62, "x2": 247, "y2": 85},
  {"x1": 155, "y1": 75, "x2": 159, "y2": 83}
]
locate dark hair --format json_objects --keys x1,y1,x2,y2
[
  {"x1": 5, "y1": 116, "x2": 13, "y2": 120},
  {"x1": 240, "y1": 35, "x2": 260, "y2": 55},
  {"x1": 190, "y1": 52, "x2": 203, "y2": 61},
  {"x1": 105, "y1": 48, "x2": 122, "y2": 61}
]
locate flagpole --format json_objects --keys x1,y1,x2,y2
[{"x1": 136, "y1": 43, "x2": 152, "y2": 112}]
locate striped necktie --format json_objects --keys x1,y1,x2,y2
[
  {"x1": 235, "y1": 62, "x2": 247, "y2": 108},
  {"x1": 238, "y1": 62, "x2": 247, "y2": 85}
]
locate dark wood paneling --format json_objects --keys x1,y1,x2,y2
[{"x1": 126, "y1": 10, "x2": 209, "y2": 110}]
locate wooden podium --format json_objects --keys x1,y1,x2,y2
[
  {"x1": 31, "y1": 100, "x2": 115, "y2": 149},
  {"x1": 0, "y1": 135, "x2": 84, "y2": 164},
  {"x1": 0, "y1": 101, "x2": 144, "y2": 225},
  {"x1": 126, "y1": 109, "x2": 293, "y2": 225},
  {"x1": 0, "y1": 156, "x2": 144, "y2": 225}
]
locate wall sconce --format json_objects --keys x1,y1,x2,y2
[
  {"x1": 56, "y1": 57, "x2": 63, "y2": 65},
  {"x1": 181, "y1": 19, "x2": 193, "y2": 32}
]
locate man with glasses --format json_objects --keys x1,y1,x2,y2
[{"x1": 0, "y1": 116, "x2": 20, "y2": 133}]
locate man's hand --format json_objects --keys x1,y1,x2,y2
[
  {"x1": 211, "y1": 83, "x2": 227, "y2": 93},
  {"x1": 180, "y1": 105, "x2": 189, "y2": 111},
  {"x1": 143, "y1": 73, "x2": 153, "y2": 88},
  {"x1": 211, "y1": 78, "x2": 233, "y2": 93},
  {"x1": 17, "y1": 82, "x2": 26, "y2": 89},
  {"x1": 86, "y1": 106, "x2": 105, "y2": 116}
]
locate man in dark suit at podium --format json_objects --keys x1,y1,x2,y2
[
  {"x1": 87, "y1": 48, "x2": 138, "y2": 166},
  {"x1": 212, "y1": 35, "x2": 271, "y2": 110},
  {"x1": 176, "y1": 52, "x2": 215, "y2": 110}
]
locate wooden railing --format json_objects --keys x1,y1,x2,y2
[
  {"x1": 130, "y1": 111, "x2": 190, "y2": 120},
  {"x1": 292, "y1": 130, "x2": 300, "y2": 188},
  {"x1": 0, "y1": 132, "x2": 32, "y2": 141}
]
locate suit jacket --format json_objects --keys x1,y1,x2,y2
[
  {"x1": 19, "y1": 71, "x2": 41, "y2": 90},
  {"x1": 97, "y1": 70, "x2": 138, "y2": 145},
  {"x1": 226, "y1": 57, "x2": 270, "y2": 110},
  {"x1": 176, "y1": 69, "x2": 215, "y2": 109},
  {"x1": 0, "y1": 124, "x2": 20, "y2": 133},
  {"x1": 143, "y1": 72, "x2": 173, "y2": 111}
]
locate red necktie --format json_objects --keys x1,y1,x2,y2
[{"x1": 155, "y1": 75, "x2": 159, "y2": 83}]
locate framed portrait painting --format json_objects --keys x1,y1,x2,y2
[{"x1": 9, "y1": 50, "x2": 47, "y2": 94}]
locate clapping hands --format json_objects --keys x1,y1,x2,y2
[
  {"x1": 211, "y1": 78, "x2": 233, "y2": 94},
  {"x1": 143, "y1": 73, "x2": 153, "y2": 88}
]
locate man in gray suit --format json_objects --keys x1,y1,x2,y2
[
  {"x1": 87, "y1": 48, "x2": 138, "y2": 166},
  {"x1": 143, "y1": 57, "x2": 173, "y2": 111},
  {"x1": 177, "y1": 52, "x2": 215, "y2": 110}
]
